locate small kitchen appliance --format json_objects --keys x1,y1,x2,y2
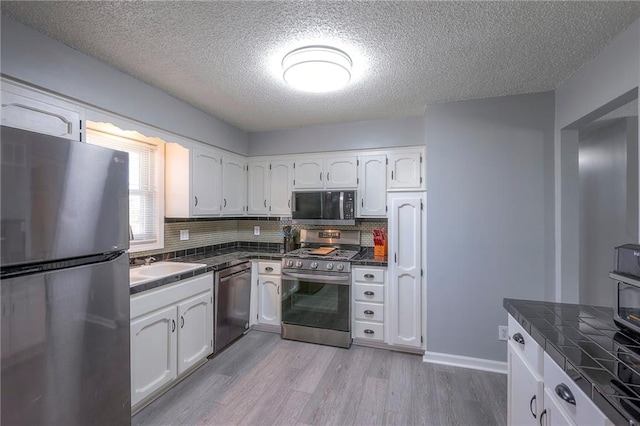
[
  {"x1": 280, "y1": 229, "x2": 361, "y2": 348},
  {"x1": 610, "y1": 244, "x2": 640, "y2": 337}
]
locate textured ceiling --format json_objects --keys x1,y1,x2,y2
[{"x1": 2, "y1": 1, "x2": 639, "y2": 132}]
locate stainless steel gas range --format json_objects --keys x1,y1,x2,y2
[{"x1": 280, "y1": 229, "x2": 361, "y2": 348}]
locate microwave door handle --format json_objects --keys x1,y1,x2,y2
[{"x1": 339, "y1": 192, "x2": 344, "y2": 220}]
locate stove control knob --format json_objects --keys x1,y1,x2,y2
[
  {"x1": 310, "y1": 262, "x2": 318, "y2": 269},
  {"x1": 326, "y1": 263, "x2": 334, "y2": 270},
  {"x1": 336, "y1": 263, "x2": 344, "y2": 271},
  {"x1": 286, "y1": 260, "x2": 293, "y2": 267},
  {"x1": 296, "y1": 261, "x2": 303, "y2": 268}
]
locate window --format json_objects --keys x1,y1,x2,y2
[{"x1": 87, "y1": 121, "x2": 165, "y2": 252}]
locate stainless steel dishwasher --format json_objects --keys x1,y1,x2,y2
[{"x1": 214, "y1": 262, "x2": 252, "y2": 353}]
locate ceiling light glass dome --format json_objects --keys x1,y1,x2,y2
[{"x1": 282, "y1": 46, "x2": 352, "y2": 93}]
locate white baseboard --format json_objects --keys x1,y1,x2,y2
[{"x1": 423, "y1": 351, "x2": 507, "y2": 374}]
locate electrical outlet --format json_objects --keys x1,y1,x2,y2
[
  {"x1": 499, "y1": 326, "x2": 509, "y2": 341},
  {"x1": 254, "y1": 226, "x2": 260, "y2": 236},
  {"x1": 180, "y1": 230, "x2": 189, "y2": 241}
]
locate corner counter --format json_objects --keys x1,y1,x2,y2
[{"x1": 504, "y1": 298, "x2": 640, "y2": 425}]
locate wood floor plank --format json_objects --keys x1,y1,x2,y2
[
  {"x1": 290, "y1": 344, "x2": 339, "y2": 394},
  {"x1": 385, "y1": 351, "x2": 416, "y2": 413},
  {"x1": 354, "y1": 376, "x2": 388, "y2": 426},
  {"x1": 409, "y1": 359, "x2": 441, "y2": 426},
  {"x1": 366, "y1": 346, "x2": 393, "y2": 379}
]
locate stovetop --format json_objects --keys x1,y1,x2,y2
[{"x1": 284, "y1": 247, "x2": 359, "y2": 262}]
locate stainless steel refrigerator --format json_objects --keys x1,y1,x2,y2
[{"x1": 1, "y1": 125, "x2": 131, "y2": 425}]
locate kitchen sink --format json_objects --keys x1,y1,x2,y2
[{"x1": 129, "y1": 262, "x2": 206, "y2": 286}]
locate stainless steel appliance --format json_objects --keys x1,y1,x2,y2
[
  {"x1": 281, "y1": 229, "x2": 360, "y2": 348},
  {"x1": 610, "y1": 244, "x2": 640, "y2": 337},
  {"x1": 214, "y1": 262, "x2": 251, "y2": 353},
  {"x1": 1, "y1": 126, "x2": 131, "y2": 425},
  {"x1": 612, "y1": 332, "x2": 640, "y2": 419},
  {"x1": 291, "y1": 191, "x2": 356, "y2": 225}
]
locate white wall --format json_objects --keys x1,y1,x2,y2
[
  {"x1": 555, "y1": 19, "x2": 640, "y2": 302},
  {"x1": 0, "y1": 15, "x2": 248, "y2": 155},
  {"x1": 247, "y1": 115, "x2": 425, "y2": 156},
  {"x1": 425, "y1": 91, "x2": 555, "y2": 362}
]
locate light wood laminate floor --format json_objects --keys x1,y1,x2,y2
[{"x1": 133, "y1": 331, "x2": 507, "y2": 426}]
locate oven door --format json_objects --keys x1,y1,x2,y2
[
  {"x1": 281, "y1": 272, "x2": 350, "y2": 332},
  {"x1": 612, "y1": 274, "x2": 640, "y2": 335}
]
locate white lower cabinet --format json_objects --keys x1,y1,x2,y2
[
  {"x1": 508, "y1": 340, "x2": 543, "y2": 426},
  {"x1": 130, "y1": 306, "x2": 178, "y2": 406},
  {"x1": 352, "y1": 267, "x2": 386, "y2": 343},
  {"x1": 256, "y1": 262, "x2": 281, "y2": 327},
  {"x1": 130, "y1": 272, "x2": 213, "y2": 409}
]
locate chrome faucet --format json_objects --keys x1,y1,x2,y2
[{"x1": 144, "y1": 257, "x2": 156, "y2": 266}]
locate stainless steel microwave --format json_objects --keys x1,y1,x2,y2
[
  {"x1": 611, "y1": 244, "x2": 640, "y2": 337},
  {"x1": 291, "y1": 191, "x2": 355, "y2": 225}
]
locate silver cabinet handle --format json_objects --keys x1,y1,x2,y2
[
  {"x1": 555, "y1": 384, "x2": 575, "y2": 405},
  {"x1": 181, "y1": 316, "x2": 185, "y2": 328},
  {"x1": 364, "y1": 310, "x2": 374, "y2": 315},
  {"x1": 327, "y1": 172, "x2": 330, "y2": 181},
  {"x1": 364, "y1": 291, "x2": 375, "y2": 296},
  {"x1": 391, "y1": 171, "x2": 394, "y2": 180},
  {"x1": 529, "y1": 395, "x2": 537, "y2": 419},
  {"x1": 539, "y1": 409, "x2": 546, "y2": 426},
  {"x1": 264, "y1": 200, "x2": 267, "y2": 207},
  {"x1": 361, "y1": 199, "x2": 364, "y2": 208},
  {"x1": 171, "y1": 319, "x2": 176, "y2": 333},
  {"x1": 224, "y1": 198, "x2": 227, "y2": 208},
  {"x1": 265, "y1": 267, "x2": 274, "y2": 272},
  {"x1": 513, "y1": 332, "x2": 525, "y2": 345},
  {"x1": 364, "y1": 329, "x2": 374, "y2": 335},
  {"x1": 288, "y1": 199, "x2": 291, "y2": 208},
  {"x1": 277, "y1": 286, "x2": 280, "y2": 295},
  {"x1": 364, "y1": 274, "x2": 374, "y2": 279},
  {"x1": 320, "y1": 172, "x2": 323, "y2": 181},
  {"x1": 194, "y1": 196, "x2": 198, "y2": 206}
]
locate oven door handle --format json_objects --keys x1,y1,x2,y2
[{"x1": 282, "y1": 271, "x2": 351, "y2": 285}]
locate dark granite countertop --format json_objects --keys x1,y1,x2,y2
[
  {"x1": 504, "y1": 298, "x2": 640, "y2": 426},
  {"x1": 351, "y1": 247, "x2": 388, "y2": 267}
]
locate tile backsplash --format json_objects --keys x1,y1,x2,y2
[{"x1": 134, "y1": 218, "x2": 387, "y2": 258}]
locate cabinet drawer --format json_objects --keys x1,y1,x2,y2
[
  {"x1": 258, "y1": 262, "x2": 281, "y2": 275},
  {"x1": 543, "y1": 353, "x2": 610, "y2": 426},
  {"x1": 354, "y1": 268, "x2": 385, "y2": 283},
  {"x1": 354, "y1": 283, "x2": 384, "y2": 303},
  {"x1": 354, "y1": 321, "x2": 384, "y2": 341},
  {"x1": 508, "y1": 314, "x2": 543, "y2": 374},
  {"x1": 354, "y1": 302, "x2": 384, "y2": 322}
]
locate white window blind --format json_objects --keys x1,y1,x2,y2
[{"x1": 87, "y1": 128, "x2": 160, "y2": 247}]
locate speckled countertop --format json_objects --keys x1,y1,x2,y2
[
  {"x1": 504, "y1": 298, "x2": 640, "y2": 425},
  {"x1": 130, "y1": 246, "x2": 388, "y2": 295}
]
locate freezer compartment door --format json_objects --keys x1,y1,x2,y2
[
  {"x1": 1, "y1": 253, "x2": 130, "y2": 426},
  {"x1": 1, "y1": 126, "x2": 129, "y2": 267}
]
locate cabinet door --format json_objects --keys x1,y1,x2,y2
[
  {"x1": 508, "y1": 342, "x2": 544, "y2": 426},
  {"x1": 177, "y1": 292, "x2": 213, "y2": 375},
  {"x1": 325, "y1": 156, "x2": 358, "y2": 189},
  {"x1": 387, "y1": 152, "x2": 423, "y2": 190},
  {"x1": 388, "y1": 193, "x2": 423, "y2": 347},
  {"x1": 222, "y1": 156, "x2": 247, "y2": 215},
  {"x1": 258, "y1": 275, "x2": 281, "y2": 326},
  {"x1": 192, "y1": 147, "x2": 222, "y2": 216},
  {"x1": 270, "y1": 160, "x2": 294, "y2": 215},
  {"x1": 358, "y1": 155, "x2": 387, "y2": 217},
  {"x1": 1, "y1": 90, "x2": 82, "y2": 141},
  {"x1": 131, "y1": 306, "x2": 177, "y2": 406},
  {"x1": 247, "y1": 160, "x2": 270, "y2": 215},
  {"x1": 542, "y1": 388, "x2": 575, "y2": 426},
  {"x1": 294, "y1": 157, "x2": 324, "y2": 189}
]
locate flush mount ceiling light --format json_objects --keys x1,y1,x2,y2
[{"x1": 282, "y1": 46, "x2": 352, "y2": 93}]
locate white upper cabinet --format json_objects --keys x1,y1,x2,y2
[
  {"x1": 358, "y1": 154, "x2": 387, "y2": 217},
  {"x1": 247, "y1": 160, "x2": 270, "y2": 215},
  {"x1": 387, "y1": 151, "x2": 424, "y2": 190},
  {"x1": 388, "y1": 192, "x2": 424, "y2": 348},
  {"x1": 1, "y1": 83, "x2": 83, "y2": 141},
  {"x1": 192, "y1": 146, "x2": 223, "y2": 216},
  {"x1": 270, "y1": 160, "x2": 293, "y2": 215},
  {"x1": 293, "y1": 155, "x2": 358, "y2": 190},
  {"x1": 222, "y1": 155, "x2": 247, "y2": 216},
  {"x1": 294, "y1": 157, "x2": 325, "y2": 189},
  {"x1": 325, "y1": 156, "x2": 358, "y2": 189}
]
